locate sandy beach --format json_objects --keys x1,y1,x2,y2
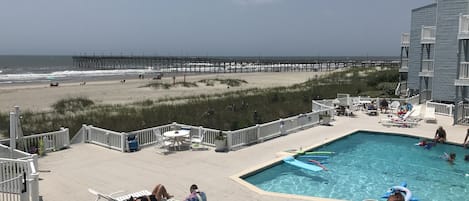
[{"x1": 0, "y1": 72, "x2": 330, "y2": 112}]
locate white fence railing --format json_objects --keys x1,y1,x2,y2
[
  {"x1": 0, "y1": 173, "x2": 24, "y2": 201},
  {"x1": 401, "y1": 32, "x2": 410, "y2": 46},
  {"x1": 81, "y1": 103, "x2": 331, "y2": 152},
  {"x1": 458, "y1": 14, "x2": 469, "y2": 39},
  {"x1": 421, "y1": 59, "x2": 434, "y2": 72},
  {"x1": 426, "y1": 101, "x2": 454, "y2": 116},
  {"x1": 0, "y1": 157, "x2": 39, "y2": 201},
  {"x1": 84, "y1": 125, "x2": 125, "y2": 152},
  {"x1": 459, "y1": 62, "x2": 469, "y2": 79},
  {"x1": 421, "y1": 26, "x2": 436, "y2": 43},
  {"x1": 0, "y1": 128, "x2": 69, "y2": 155}
]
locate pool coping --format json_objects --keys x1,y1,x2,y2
[{"x1": 230, "y1": 128, "x2": 457, "y2": 201}]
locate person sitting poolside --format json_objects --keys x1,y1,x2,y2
[
  {"x1": 126, "y1": 184, "x2": 173, "y2": 201},
  {"x1": 185, "y1": 184, "x2": 207, "y2": 201},
  {"x1": 434, "y1": 126, "x2": 447, "y2": 143}
]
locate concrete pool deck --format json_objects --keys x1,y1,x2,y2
[{"x1": 38, "y1": 111, "x2": 468, "y2": 201}]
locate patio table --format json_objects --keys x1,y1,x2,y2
[{"x1": 163, "y1": 130, "x2": 190, "y2": 150}]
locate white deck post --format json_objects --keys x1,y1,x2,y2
[
  {"x1": 29, "y1": 172, "x2": 40, "y2": 201},
  {"x1": 256, "y1": 124, "x2": 262, "y2": 143},
  {"x1": 121, "y1": 132, "x2": 127, "y2": 152},
  {"x1": 226, "y1": 131, "x2": 232, "y2": 151},
  {"x1": 10, "y1": 111, "x2": 16, "y2": 158}
]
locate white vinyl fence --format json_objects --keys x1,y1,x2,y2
[
  {"x1": 0, "y1": 146, "x2": 39, "y2": 201},
  {"x1": 80, "y1": 100, "x2": 334, "y2": 152},
  {"x1": 0, "y1": 128, "x2": 70, "y2": 155},
  {"x1": 426, "y1": 101, "x2": 454, "y2": 116}
]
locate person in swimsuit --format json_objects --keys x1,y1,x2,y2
[
  {"x1": 434, "y1": 126, "x2": 446, "y2": 143},
  {"x1": 185, "y1": 184, "x2": 207, "y2": 201},
  {"x1": 127, "y1": 184, "x2": 173, "y2": 201}
]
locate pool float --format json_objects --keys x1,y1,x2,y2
[
  {"x1": 283, "y1": 156, "x2": 322, "y2": 172},
  {"x1": 304, "y1": 151, "x2": 335, "y2": 155},
  {"x1": 382, "y1": 183, "x2": 418, "y2": 201}
]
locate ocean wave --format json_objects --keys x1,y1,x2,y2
[{"x1": 0, "y1": 69, "x2": 161, "y2": 81}]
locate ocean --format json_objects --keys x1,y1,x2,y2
[
  {"x1": 0, "y1": 55, "x2": 160, "y2": 84},
  {"x1": 0, "y1": 55, "x2": 398, "y2": 85}
]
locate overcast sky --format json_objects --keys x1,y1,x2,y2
[{"x1": 0, "y1": 0, "x2": 432, "y2": 56}]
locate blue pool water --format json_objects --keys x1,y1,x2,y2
[{"x1": 243, "y1": 131, "x2": 469, "y2": 201}]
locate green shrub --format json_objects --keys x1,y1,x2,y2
[{"x1": 52, "y1": 97, "x2": 94, "y2": 114}]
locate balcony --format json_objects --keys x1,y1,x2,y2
[
  {"x1": 419, "y1": 59, "x2": 434, "y2": 77},
  {"x1": 455, "y1": 62, "x2": 469, "y2": 86},
  {"x1": 401, "y1": 33, "x2": 410, "y2": 47},
  {"x1": 399, "y1": 59, "x2": 408, "y2": 73},
  {"x1": 458, "y1": 14, "x2": 469, "y2": 39},
  {"x1": 421, "y1": 26, "x2": 436, "y2": 44}
]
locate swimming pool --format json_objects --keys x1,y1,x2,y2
[{"x1": 243, "y1": 131, "x2": 469, "y2": 201}]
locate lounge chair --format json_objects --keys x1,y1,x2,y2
[
  {"x1": 409, "y1": 105, "x2": 422, "y2": 121},
  {"x1": 380, "y1": 109, "x2": 419, "y2": 128},
  {"x1": 88, "y1": 188, "x2": 179, "y2": 201},
  {"x1": 424, "y1": 107, "x2": 437, "y2": 123}
]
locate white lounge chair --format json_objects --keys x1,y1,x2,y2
[
  {"x1": 424, "y1": 107, "x2": 437, "y2": 123},
  {"x1": 409, "y1": 105, "x2": 422, "y2": 120},
  {"x1": 88, "y1": 188, "x2": 179, "y2": 201},
  {"x1": 380, "y1": 109, "x2": 419, "y2": 128}
]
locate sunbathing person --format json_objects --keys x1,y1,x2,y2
[
  {"x1": 185, "y1": 184, "x2": 207, "y2": 201},
  {"x1": 126, "y1": 184, "x2": 173, "y2": 201}
]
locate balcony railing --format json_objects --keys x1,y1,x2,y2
[
  {"x1": 401, "y1": 59, "x2": 408, "y2": 68},
  {"x1": 401, "y1": 33, "x2": 410, "y2": 47},
  {"x1": 421, "y1": 59, "x2": 434, "y2": 72},
  {"x1": 421, "y1": 26, "x2": 436, "y2": 44},
  {"x1": 458, "y1": 14, "x2": 469, "y2": 39},
  {"x1": 459, "y1": 62, "x2": 469, "y2": 79}
]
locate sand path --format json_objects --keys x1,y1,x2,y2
[{"x1": 0, "y1": 72, "x2": 329, "y2": 112}]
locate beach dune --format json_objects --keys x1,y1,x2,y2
[{"x1": 0, "y1": 72, "x2": 329, "y2": 112}]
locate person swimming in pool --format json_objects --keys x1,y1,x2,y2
[
  {"x1": 387, "y1": 191, "x2": 405, "y2": 201},
  {"x1": 442, "y1": 152, "x2": 456, "y2": 164}
]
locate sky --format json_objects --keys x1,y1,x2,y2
[{"x1": 0, "y1": 0, "x2": 432, "y2": 56}]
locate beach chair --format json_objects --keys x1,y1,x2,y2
[
  {"x1": 366, "y1": 104, "x2": 378, "y2": 116},
  {"x1": 409, "y1": 105, "x2": 422, "y2": 121},
  {"x1": 380, "y1": 109, "x2": 419, "y2": 128},
  {"x1": 88, "y1": 188, "x2": 179, "y2": 201},
  {"x1": 424, "y1": 107, "x2": 437, "y2": 123},
  {"x1": 153, "y1": 129, "x2": 174, "y2": 155},
  {"x1": 389, "y1": 101, "x2": 400, "y2": 113},
  {"x1": 190, "y1": 131, "x2": 206, "y2": 151}
]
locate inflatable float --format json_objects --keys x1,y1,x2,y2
[
  {"x1": 304, "y1": 151, "x2": 335, "y2": 155},
  {"x1": 382, "y1": 183, "x2": 418, "y2": 201},
  {"x1": 283, "y1": 156, "x2": 322, "y2": 171}
]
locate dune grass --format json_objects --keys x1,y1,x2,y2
[{"x1": 0, "y1": 67, "x2": 398, "y2": 139}]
